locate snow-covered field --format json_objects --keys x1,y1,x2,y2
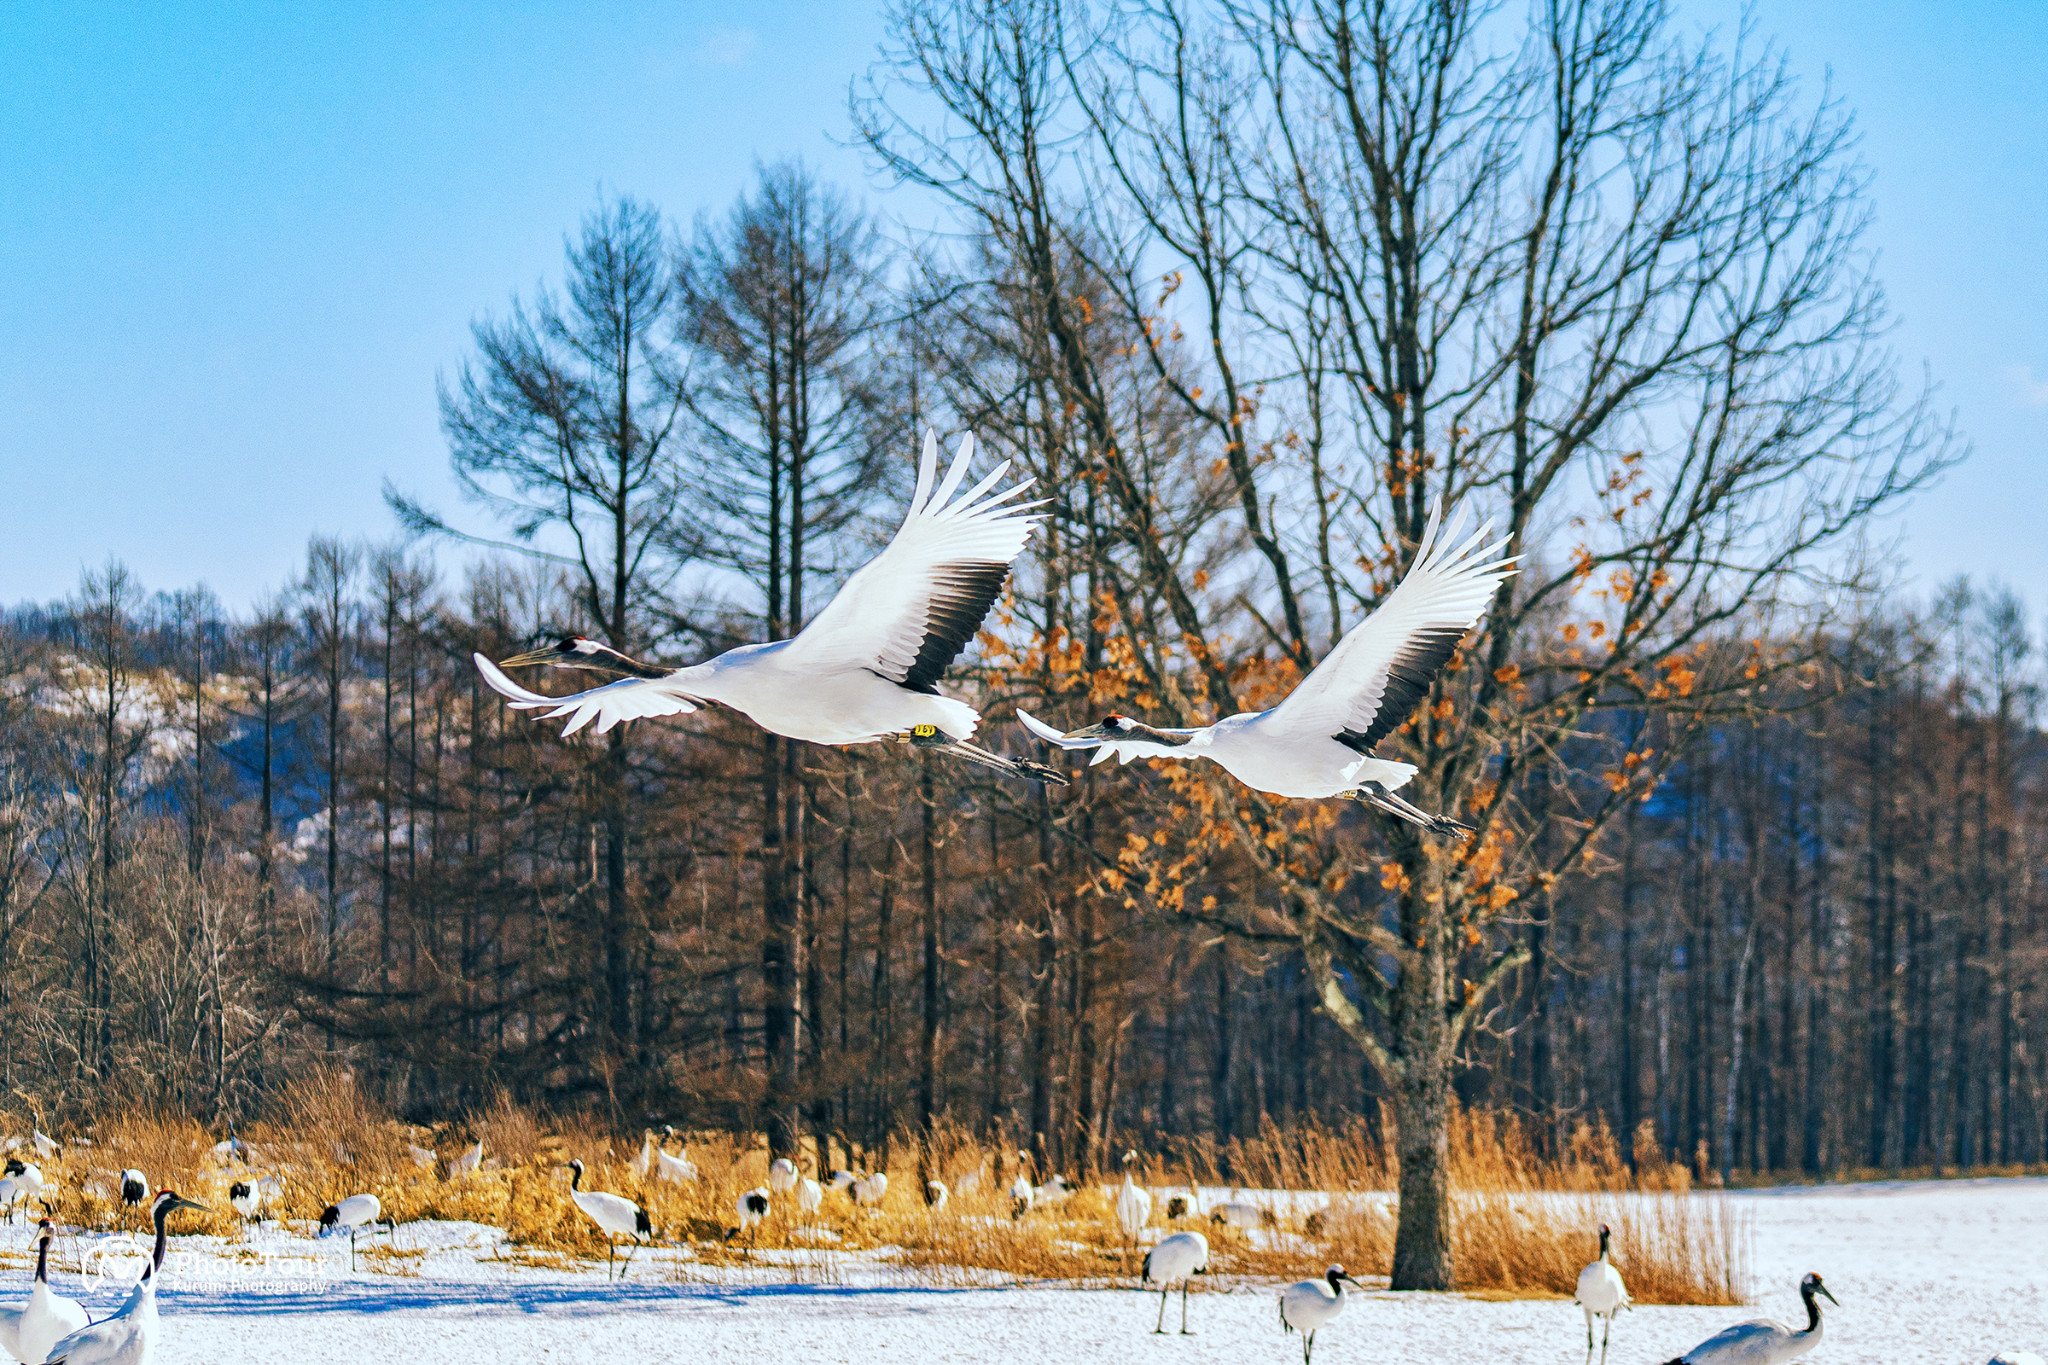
[{"x1": 4, "y1": 1177, "x2": 2041, "y2": 1364}]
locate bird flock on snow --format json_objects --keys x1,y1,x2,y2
[{"x1": 1, "y1": 1120, "x2": 2036, "y2": 1365}]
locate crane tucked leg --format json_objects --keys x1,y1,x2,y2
[{"x1": 907, "y1": 726, "x2": 1067, "y2": 785}]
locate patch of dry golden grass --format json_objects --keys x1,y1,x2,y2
[{"x1": 6, "y1": 1081, "x2": 1741, "y2": 1303}]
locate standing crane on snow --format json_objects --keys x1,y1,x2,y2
[
  {"x1": 320, "y1": 1193, "x2": 394, "y2": 1272},
  {"x1": 0, "y1": 1217, "x2": 90, "y2": 1365},
  {"x1": 1662, "y1": 1273, "x2": 1837, "y2": 1365},
  {"x1": 1279, "y1": 1265, "x2": 1365, "y2": 1365},
  {"x1": 475, "y1": 431, "x2": 1062, "y2": 785},
  {"x1": 1142, "y1": 1231, "x2": 1209, "y2": 1335},
  {"x1": 1115, "y1": 1150, "x2": 1152, "y2": 1248},
  {"x1": 1574, "y1": 1222, "x2": 1632, "y2": 1363},
  {"x1": 561, "y1": 1160, "x2": 652, "y2": 1280},
  {"x1": 42, "y1": 1190, "x2": 205, "y2": 1365},
  {"x1": 1020, "y1": 503, "x2": 1517, "y2": 833}
]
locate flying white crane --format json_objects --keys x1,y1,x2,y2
[
  {"x1": 320, "y1": 1193, "x2": 394, "y2": 1272},
  {"x1": 1574, "y1": 1222, "x2": 1632, "y2": 1363},
  {"x1": 1279, "y1": 1265, "x2": 1364, "y2": 1365},
  {"x1": 768, "y1": 1158, "x2": 799, "y2": 1194},
  {"x1": 655, "y1": 1127, "x2": 697, "y2": 1184},
  {"x1": 120, "y1": 1170, "x2": 148, "y2": 1208},
  {"x1": 0, "y1": 1218, "x2": 90, "y2": 1365},
  {"x1": 1114, "y1": 1150, "x2": 1152, "y2": 1246},
  {"x1": 42, "y1": 1190, "x2": 205, "y2": 1365},
  {"x1": 562, "y1": 1160, "x2": 651, "y2": 1280},
  {"x1": 1141, "y1": 1231, "x2": 1210, "y2": 1335},
  {"x1": 1020, "y1": 503, "x2": 1517, "y2": 834},
  {"x1": 475, "y1": 431, "x2": 1062, "y2": 785},
  {"x1": 449, "y1": 1140, "x2": 484, "y2": 1178},
  {"x1": 1664, "y1": 1273, "x2": 1837, "y2": 1365}
]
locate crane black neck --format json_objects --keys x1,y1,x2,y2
[
  {"x1": 569, "y1": 642, "x2": 669, "y2": 679},
  {"x1": 145, "y1": 1202, "x2": 171, "y2": 1282},
  {"x1": 1598, "y1": 1226, "x2": 1612, "y2": 1260},
  {"x1": 34, "y1": 1227, "x2": 50, "y2": 1283},
  {"x1": 1800, "y1": 1281, "x2": 1823, "y2": 1333}
]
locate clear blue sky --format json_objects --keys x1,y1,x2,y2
[{"x1": 2, "y1": 1, "x2": 2042, "y2": 615}]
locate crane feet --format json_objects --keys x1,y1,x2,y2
[
  {"x1": 907, "y1": 728, "x2": 1071, "y2": 786},
  {"x1": 1351, "y1": 783, "x2": 1472, "y2": 837}
]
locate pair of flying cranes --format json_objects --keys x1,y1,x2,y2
[{"x1": 475, "y1": 432, "x2": 1517, "y2": 835}]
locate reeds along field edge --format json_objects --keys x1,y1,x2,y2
[{"x1": 2, "y1": 1079, "x2": 1742, "y2": 1304}]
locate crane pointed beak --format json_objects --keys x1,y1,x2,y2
[
  {"x1": 498, "y1": 648, "x2": 562, "y2": 668},
  {"x1": 1067, "y1": 721, "x2": 1120, "y2": 740},
  {"x1": 166, "y1": 1194, "x2": 207, "y2": 1214},
  {"x1": 1819, "y1": 1285, "x2": 1839, "y2": 1306}
]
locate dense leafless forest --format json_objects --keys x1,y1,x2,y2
[{"x1": 1, "y1": 0, "x2": 2024, "y2": 1287}]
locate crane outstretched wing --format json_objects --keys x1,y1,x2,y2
[
  {"x1": 472, "y1": 654, "x2": 700, "y2": 736},
  {"x1": 1264, "y1": 503, "x2": 1518, "y2": 752},
  {"x1": 787, "y1": 430, "x2": 1042, "y2": 693}
]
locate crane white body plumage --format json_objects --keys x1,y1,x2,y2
[
  {"x1": 1114, "y1": 1150, "x2": 1152, "y2": 1242},
  {"x1": 43, "y1": 1191, "x2": 203, "y2": 1365},
  {"x1": 449, "y1": 1141, "x2": 483, "y2": 1178},
  {"x1": 768, "y1": 1159, "x2": 798, "y2": 1194},
  {"x1": 1019, "y1": 503, "x2": 1517, "y2": 831},
  {"x1": 474, "y1": 432, "x2": 1055, "y2": 782},
  {"x1": 796, "y1": 1177, "x2": 822, "y2": 1215},
  {"x1": 562, "y1": 1160, "x2": 651, "y2": 1280},
  {"x1": 1665, "y1": 1274, "x2": 1836, "y2": 1365},
  {"x1": 0, "y1": 1220, "x2": 89, "y2": 1365},
  {"x1": 1142, "y1": 1231, "x2": 1209, "y2": 1334},
  {"x1": 652, "y1": 1127, "x2": 697, "y2": 1183},
  {"x1": 1279, "y1": 1265, "x2": 1363, "y2": 1365},
  {"x1": 1574, "y1": 1223, "x2": 1632, "y2": 1362}
]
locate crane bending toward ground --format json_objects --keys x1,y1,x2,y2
[
  {"x1": 1142, "y1": 1231, "x2": 1209, "y2": 1335},
  {"x1": 1020, "y1": 502, "x2": 1517, "y2": 833},
  {"x1": 475, "y1": 431, "x2": 1062, "y2": 786},
  {"x1": 1662, "y1": 1273, "x2": 1836, "y2": 1365}
]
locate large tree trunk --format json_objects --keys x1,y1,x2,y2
[{"x1": 1388, "y1": 867, "x2": 1455, "y2": 1291}]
